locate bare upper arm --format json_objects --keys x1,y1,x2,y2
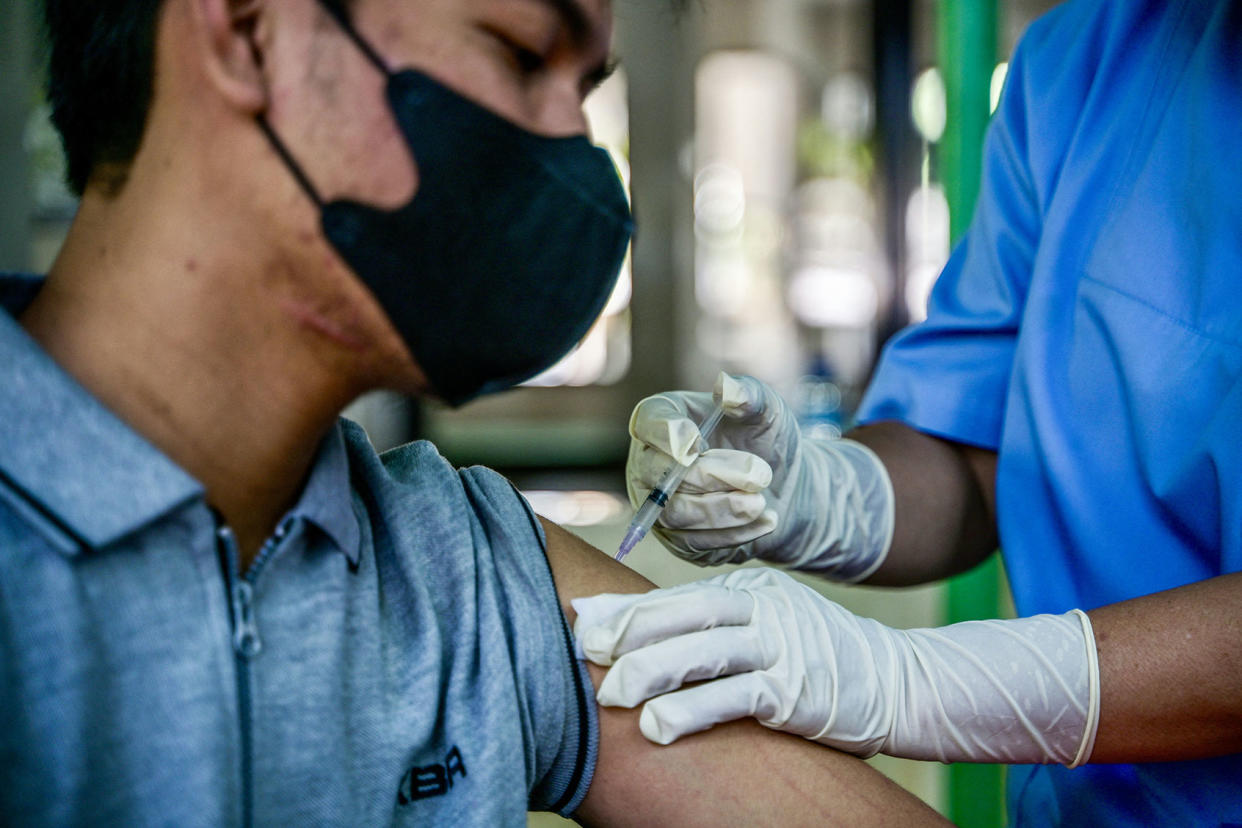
[{"x1": 538, "y1": 518, "x2": 949, "y2": 827}]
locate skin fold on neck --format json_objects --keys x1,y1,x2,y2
[{"x1": 19, "y1": 168, "x2": 390, "y2": 567}]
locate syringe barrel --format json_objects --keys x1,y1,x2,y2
[
  {"x1": 615, "y1": 401, "x2": 727, "y2": 562},
  {"x1": 630, "y1": 496, "x2": 666, "y2": 536},
  {"x1": 652, "y1": 458, "x2": 693, "y2": 500}
]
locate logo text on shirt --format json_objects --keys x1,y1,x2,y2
[{"x1": 397, "y1": 745, "x2": 468, "y2": 804}]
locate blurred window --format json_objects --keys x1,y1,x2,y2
[{"x1": 692, "y1": 51, "x2": 802, "y2": 385}]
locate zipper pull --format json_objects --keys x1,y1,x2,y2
[{"x1": 231, "y1": 580, "x2": 262, "y2": 658}]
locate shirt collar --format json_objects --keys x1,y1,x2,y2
[
  {"x1": 285, "y1": 422, "x2": 362, "y2": 567},
  {"x1": 0, "y1": 274, "x2": 204, "y2": 552}
]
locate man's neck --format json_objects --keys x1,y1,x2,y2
[{"x1": 20, "y1": 187, "x2": 370, "y2": 566}]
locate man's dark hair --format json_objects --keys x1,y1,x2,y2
[
  {"x1": 41, "y1": 0, "x2": 355, "y2": 196},
  {"x1": 43, "y1": 0, "x2": 163, "y2": 195},
  {"x1": 42, "y1": 0, "x2": 681, "y2": 196}
]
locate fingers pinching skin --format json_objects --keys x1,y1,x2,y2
[
  {"x1": 594, "y1": 625, "x2": 769, "y2": 708},
  {"x1": 575, "y1": 582, "x2": 755, "y2": 664},
  {"x1": 638, "y1": 673, "x2": 788, "y2": 745}
]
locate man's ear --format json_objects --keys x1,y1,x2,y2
[{"x1": 189, "y1": 0, "x2": 269, "y2": 114}]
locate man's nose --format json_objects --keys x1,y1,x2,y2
[{"x1": 536, "y1": 78, "x2": 592, "y2": 138}]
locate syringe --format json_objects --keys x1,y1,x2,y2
[{"x1": 615, "y1": 401, "x2": 727, "y2": 562}]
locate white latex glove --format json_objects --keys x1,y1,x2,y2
[
  {"x1": 573, "y1": 568, "x2": 1100, "y2": 766},
  {"x1": 626, "y1": 372, "x2": 894, "y2": 581}
]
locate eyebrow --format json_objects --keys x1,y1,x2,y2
[{"x1": 534, "y1": 0, "x2": 595, "y2": 46}]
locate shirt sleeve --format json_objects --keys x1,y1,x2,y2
[
  {"x1": 857, "y1": 0, "x2": 1103, "y2": 448},
  {"x1": 456, "y1": 467, "x2": 599, "y2": 818}
]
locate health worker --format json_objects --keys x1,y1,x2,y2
[{"x1": 573, "y1": 0, "x2": 1242, "y2": 824}]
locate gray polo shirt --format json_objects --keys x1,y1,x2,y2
[{"x1": 0, "y1": 273, "x2": 598, "y2": 826}]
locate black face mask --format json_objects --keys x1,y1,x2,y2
[{"x1": 258, "y1": 2, "x2": 633, "y2": 406}]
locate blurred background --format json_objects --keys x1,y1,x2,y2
[{"x1": 1, "y1": 0, "x2": 1060, "y2": 824}]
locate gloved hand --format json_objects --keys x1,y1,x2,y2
[
  {"x1": 573, "y1": 568, "x2": 1100, "y2": 766},
  {"x1": 626, "y1": 371, "x2": 893, "y2": 581}
]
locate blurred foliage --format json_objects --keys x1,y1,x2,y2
[{"x1": 796, "y1": 118, "x2": 874, "y2": 183}]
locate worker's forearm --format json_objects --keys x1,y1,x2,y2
[
  {"x1": 849, "y1": 425, "x2": 1241, "y2": 762},
  {"x1": 1088, "y1": 572, "x2": 1242, "y2": 763},
  {"x1": 847, "y1": 421, "x2": 998, "y2": 586}
]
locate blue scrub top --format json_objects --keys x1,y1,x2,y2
[{"x1": 858, "y1": 0, "x2": 1241, "y2": 824}]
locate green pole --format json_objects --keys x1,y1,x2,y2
[
  {"x1": 937, "y1": 1, "x2": 1005, "y2": 827},
  {"x1": 938, "y1": 0, "x2": 996, "y2": 241}
]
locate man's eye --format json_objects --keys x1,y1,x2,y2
[
  {"x1": 490, "y1": 30, "x2": 547, "y2": 76},
  {"x1": 509, "y1": 42, "x2": 546, "y2": 74}
]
